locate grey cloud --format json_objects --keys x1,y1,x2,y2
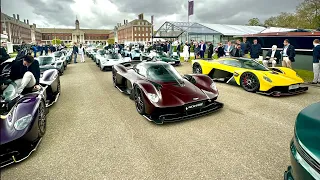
[
  {"x1": 194, "y1": 0, "x2": 304, "y2": 24},
  {"x1": 25, "y1": 0, "x2": 76, "y2": 27}
]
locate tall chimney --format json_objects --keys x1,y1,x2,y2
[
  {"x1": 17, "y1": 14, "x2": 20, "y2": 21},
  {"x1": 24, "y1": 19, "x2": 26, "y2": 23},
  {"x1": 13, "y1": 14, "x2": 16, "y2": 20},
  {"x1": 126, "y1": 20, "x2": 128, "y2": 24},
  {"x1": 124, "y1": 20, "x2": 126, "y2": 24},
  {"x1": 27, "y1": 19, "x2": 29, "y2": 25}
]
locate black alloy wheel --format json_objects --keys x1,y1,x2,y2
[
  {"x1": 38, "y1": 101, "x2": 47, "y2": 137},
  {"x1": 193, "y1": 64, "x2": 202, "y2": 74},
  {"x1": 134, "y1": 87, "x2": 145, "y2": 115},
  {"x1": 112, "y1": 71, "x2": 117, "y2": 87},
  {"x1": 240, "y1": 72, "x2": 260, "y2": 92}
]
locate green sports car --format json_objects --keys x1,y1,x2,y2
[
  {"x1": 145, "y1": 50, "x2": 181, "y2": 66},
  {"x1": 284, "y1": 102, "x2": 320, "y2": 180}
]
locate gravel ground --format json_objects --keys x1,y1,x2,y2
[{"x1": 1, "y1": 57, "x2": 319, "y2": 180}]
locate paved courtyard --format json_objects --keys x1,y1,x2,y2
[{"x1": 1, "y1": 57, "x2": 319, "y2": 180}]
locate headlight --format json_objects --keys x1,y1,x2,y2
[
  {"x1": 263, "y1": 76, "x2": 272, "y2": 82},
  {"x1": 210, "y1": 82, "x2": 217, "y2": 91},
  {"x1": 14, "y1": 114, "x2": 33, "y2": 130},
  {"x1": 146, "y1": 93, "x2": 159, "y2": 103}
]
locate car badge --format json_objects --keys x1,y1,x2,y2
[{"x1": 193, "y1": 97, "x2": 199, "y2": 100}]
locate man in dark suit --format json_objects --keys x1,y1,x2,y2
[
  {"x1": 231, "y1": 44, "x2": 244, "y2": 57},
  {"x1": 10, "y1": 55, "x2": 40, "y2": 94},
  {"x1": 199, "y1": 40, "x2": 206, "y2": 58},
  {"x1": 312, "y1": 39, "x2": 320, "y2": 84},
  {"x1": 249, "y1": 39, "x2": 262, "y2": 60},
  {"x1": 281, "y1": 39, "x2": 295, "y2": 68},
  {"x1": 263, "y1": 45, "x2": 281, "y2": 67},
  {"x1": 207, "y1": 42, "x2": 213, "y2": 59},
  {"x1": 72, "y1": 43, "x2": 78, "y2": 63}
]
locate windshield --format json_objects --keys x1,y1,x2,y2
[
  {"x1": 98, "y1": 50, "x2": 105, "y2": 55},
  {"x1": 239, "y1": 59, "x2": 269, "y2": 71},
  {"x1": 108, "y1": 53, "x2": 121, "y2": 59},
  {"x1": 146, "y1": 64, "x2": 183, "y2": 83},
  {"x1": 134, "y1": 49, "x2": 141, "y2": 53},
  {"x1": 53, "y1": 52, "x2": 62, "y2": 57},
  {"x1": 38, "y1": 57, "x2": 55, "y2": 65}
]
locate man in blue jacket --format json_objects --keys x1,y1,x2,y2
[
  {"x1": 249, "y1": 39, "x2": 262, "y2": 60},
  {"x1": 199, "y1": 40, "x2": 206, "y2": 58},
  {"x1": 312, "y1": 39, "x2": 320, "y2": 84}
]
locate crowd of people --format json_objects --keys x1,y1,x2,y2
[{"x1": 0, "y1": 37, "x2": 319, "y2": 85}]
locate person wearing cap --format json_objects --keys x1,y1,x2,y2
[{"x1": 10, "y1": 55, "x2": 40, "y2": 94}]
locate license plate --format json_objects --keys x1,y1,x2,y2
[
  {"x1": 289, "y1": 84, "x2": 299, "y2": 90},
  {"x1": 168, "y1": 61, "x2": 175, "y2": 64},
  {"x1": 185, "y1": 102, "x2": 204, "y2": 111}
]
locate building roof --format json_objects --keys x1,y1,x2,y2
[
  {"x1": 201, "y1": 23, "x2": 266, "y2": 36},
  {"x1": 37, "y1": 28, "x2": 112, "y2": 34},
  {"x1": 1, "y1": 13, "x2": 32, "y2": 29}
]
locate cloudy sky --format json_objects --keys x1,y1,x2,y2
[{"x1": 2, "y1": 0, "x2": 303, "y2": 30}]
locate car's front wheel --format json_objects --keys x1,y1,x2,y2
[
  {"x1": 240, "y1": 72, "x2": 260, "y2": 92},
  {"x1": 37, "y1": 100, "x2": 47, "y2": 137},
  {"x1": 193, "y1": 63, "x2": 202, "y2": 74},
  {"x1": 134, "y1": 86, "x2": 146, "y2": 115}
]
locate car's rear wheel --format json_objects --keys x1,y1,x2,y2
[
  {"x1": 193, "y1": 63, "x2": 202, "y2": 74},
  {"x1": 240, "y1": 72, "x2": 260, "y2": 92},
  {"x1": 134, "y1": 87, "x2": 145, "y2": 115}
]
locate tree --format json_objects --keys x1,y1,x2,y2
[
  {"x1": 247, "y1": 18, "x2": 261, "y2": 26},
  {"x1": 295, "y1": 0, "x2": 320, "y2": 29},
  {"x1": 107, "y1": 38, "x2": 115, "y2": 45},
  {"x1": 52, "y1": 39, "x2": 61, "y2": 45},
  {"x1": 264, "y1": 12, "x2": 298, "y2": 28},
  {"x1": 263, "y1": 0, "x2": 320, "y2": 29}
]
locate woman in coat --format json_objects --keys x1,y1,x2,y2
[{"x1": 183, "y1": 42, "x2": 189, "y2": 62}]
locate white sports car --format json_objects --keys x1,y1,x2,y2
[
  {"x1": 52, "y1": 51, "x2": 67, "y2": 69},
  {"x1": 99, "y1": 53, "x2": 131, "y2": 71},
  {"x1": 129, "y1": 48, "x2": 142, "y2": 60}
]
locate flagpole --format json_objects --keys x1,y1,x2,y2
[{"x1": 187, "y1": 0, "x2": 189, "y2": 43}]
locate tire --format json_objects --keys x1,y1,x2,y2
[
  {"x1": 100, "y1": 65, "x2": 104, "y2": 71},
  {"x1": 37, "y1": 100, "x2": 46, "y2": 137},
  {"x1": 57, "y1": 77, "x2": 61, "y2": 94},
  {"x1": 134, "y1": 86, "x2": 146, "y2": 115},
  {"x1": 193, "y1": 63, "x2": 202, "y2": 74},
  {"x1": 112, "y1": 70, "x2": 117, "y2": 87},
  {"x1": 240, "y1": 72, "x2": 260, "y2": 92},
  {"x1": 59, "y1": 67, "x2": 64, "y2": 76}
]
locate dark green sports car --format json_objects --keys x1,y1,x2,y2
[
  {"x1": 284, "y1": 102, "x2": 320, "y2": 180},
  {"x1": 144, "y1": 50, "x2": 181, "y2": 66}
]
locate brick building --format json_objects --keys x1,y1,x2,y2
[
  {"x1": 1, "y1": 12, "x2": 112, "y2": 45},
  {"x1": 117, "y1": 14, "x2": 153, "y2": 44},
  {"x1": 1, "y1": 13, "x2": 41, "y2": 44},
  {"x1": 39, "y1": 18, "x2": 112, "y2": 44}
]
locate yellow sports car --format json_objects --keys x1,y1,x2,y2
[{"x1": 192, "y1": 57, "x2": 308, "y2": 96}]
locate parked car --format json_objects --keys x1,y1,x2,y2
[
  {"x1": 60, "y1": 49, "x2": 72, "y2": 64},
  {"x1": 112, "y1": 61, "x2": 223, "y2": 124},
  {"x1": 192, "y1": 57, "x2": 308, "y2": 96},
  {"x1": 284, "y1": 102, "x2": 320, "y2": 180},
  {"x1": 145, "y1": 50, "x2": 181, "y2": 66},
  {"x1": 0, "y1": 57, "x2": 61, "y2": 168},
  {"x1": 36, "y1": 56, "x2": 65, "y2": 75},
  {"x1": 99, "y1": 52, "x2": 131, "y2": 71},
  {"x1": 52, "y1": 51, "x2": 67, "y2": 69},
  {"x1": 95, "y1": 49, "x2": 107, "y2": 66}
]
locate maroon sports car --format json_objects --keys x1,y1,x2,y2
[{"x1": 112, "y1": 61, "x2": 223, "y2": 124}]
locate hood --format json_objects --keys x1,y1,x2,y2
[
  {"x1": 295, "y1": 102, "x2": 320, "y2": 163},
  {"x1": 260, "y1": 71, "x2": 304, "y2": 86},
  {"x1": 40, "y1": 64, "x2": 56, "y2": 71},
  {"x1": 156, "y1": 79, "x2": 208, "y2": 107}
]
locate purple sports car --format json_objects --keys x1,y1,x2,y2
[{"x1": 0, "y1": 57, "x2": 61, "y2": 168}]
